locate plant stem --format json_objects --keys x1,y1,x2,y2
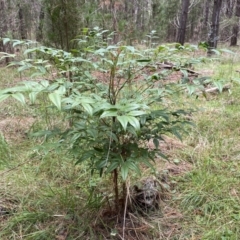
[
  {"x1": 113, "y1": 169, "x2": 119, "y2": 213},
  {"x1": 122, "y1": 181, "x2": 127, "y2": 208}
]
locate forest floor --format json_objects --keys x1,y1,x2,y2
[{"x1": 1, "y1": 46, "x2": 240, "y2": 239}]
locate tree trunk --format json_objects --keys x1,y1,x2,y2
[
  {"x1": 208, "y1": 0, "x2": 223, "y2": 55},
  {"x1": 230, "y1": 0, "x2": 240, "y2": 46},
  {"x1": 0, "y1": 0, "x2": 7, "y2": 41},
  {"x1": 230, "y1": 24, "x2": 239, "y2": 46},
  {"x1": 176, "y1": 0, "x2": 190, "y2": 45},
  {"x1": 236, "y1": 0, "x2": 240, "y2": 17},
  {"x1": 36, "y1": 5, "x2": 44, "y2": 42},
  {"x1": 204, "y1": 0, "x2": 210, "y2": 25},
  {"x1": 225, "y1": 0, "x2": 234, "y2": 17},
  {"x1": 110, "y1": 0, "x2": 118, "y2": 44},
  {"x1": 113, "y1": 169, "x2": 119, "y2": 213},
  {"x1": 0, "y1": 0, "x2": 10, "y2": 64},
  {"x1": 18, "y1": 4, "x2": 27, "y2": 40}
]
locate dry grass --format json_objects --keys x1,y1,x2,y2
[{"x1": 0, "y1": 117, "x2": 36, "y2": 143}]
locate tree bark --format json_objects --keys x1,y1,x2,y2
[
  {"x1": 204, "y1": 0, "x2": 210, "y2": 26},
  {"x1": 236, "y1": 0, "x2": 240, "y2": 17},
  {"x1": 18, "y1": 4, "x2": 27, "y2": 40},
  {"x1": 225, "y1": 0, "x2": 234, "y2": 17},
  {"x1": 230, "y1": 0, "x2": 240, "y2": 46},
  {"x1": 0, "y1": 0, "x2": 10, "y2": 64},
  {"x1": 176, "y1": 0, "x2": 190, "y2": 45},
  {"x1": 110, "y1": 0, "x2": 118, "y2": 44},
  {"x1": 230, "y1": 24, "x2": 239, "y2": 46},
  {"x1": 208, "y1": 0, "x2": 223, "y2": 55},
  {"x1": 36, "y1": 5, "x2": 44, "y2": 42}
]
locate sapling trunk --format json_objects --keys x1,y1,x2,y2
[
  {"x1": 113, "y1": 169, "x2": 119, "y2": 212},
  {"x1": 122, "y1": 181, "x2": 127, "y2": 212}
]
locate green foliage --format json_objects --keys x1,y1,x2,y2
[
  {"x1": 0, "y1": 36, "x2": 212, "y2": 212},
  {"x1": 1, "y1": 32, "x2": 240, "y2": 238}
]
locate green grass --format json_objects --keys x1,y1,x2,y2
[
  {"x1": 1, "y1": 48, "x2": 240, "y2": 239},
  {"x1": 168, "y1": 78, "x2": 240, "y2": 239}
]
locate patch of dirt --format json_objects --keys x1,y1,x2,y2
[
  {"x1": 156, "y1": 205, "x2": 184, "y2": 239},
  {"x1": 0, "y1": 117, "x2": 36, "y2": 143},
  {"x1": 200, "y1": 69, "x2": 214, "y2": 76},
  {"x1": 153, "y1": 136, "x2": 193, "y2": 177},
  {"x1": 148, "y1": 135, "x2": 187, "y2": 153},
  {"x1": 164, "y1": 161, "x2": 192, "y2": 176},
  {"x1": 92, "y1": 68, "x2": 194, "y2": 86}
]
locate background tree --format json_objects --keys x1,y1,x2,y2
[
  {"x1": 203, "y1": 0, "x2": 210, "y2": 29},
  {"x1": 1, "y1": 0, "x2": 239, "y2": 52},
  {"x1": 0, "y1": 0, "x2": 8, "y2": 53},
  {"x1": 42, "y1": 0, "x2": 80, "y2": 51},
  {"x1": 18, "y1": 3, "x2": 27, "y2": 40},
  {"x1": 208, "y1": 0, "x2": 223, "y2": 55},
  {"x1": 226, "y1": 0, "x2": 235, "y2": 17},
  {"x1": 230, "y1": 0, "x2": 240, "y2": 46},
  {"x1": 36, "y1": 4, "x2": 44, "y2": 42},
  {"x1": 176, "y1": 0, "x2": 190, "y2": 45}
]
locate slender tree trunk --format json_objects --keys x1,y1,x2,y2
[
  {"x1": 18, "y1": 4, "x2": 27, "y2": 40},
  {"x1": 201, "y1": 0, "x2": 210, "y2": 39},
  {"x1": 230, "y1": 0, "x2": 240, "y2": 46},
  {"x1": 0, "y1": 0, "x2": 10, "y2": 64},
  {"x1": 110, "y1": 0, "x2": 118, "y2": 44},
  {"x1": 0, "y1": 0, "x2": 7, "y2": 41},
  {"x1": 230, "y1": 24, "x2": 239, "y2": 46},
  {"x1": 176, "y1": 0, "x2": 190, "y2": 45},
  {"x1": 203, "y1": 0, "x2": 210, "y2": 27},
  {"x1": 208, "y1": 0, "x2": 223, "y2": 55},
  {"x1": 226, "y1": 0, "x2": 234, "y2": 17},
  {"x1": 113, "y1": 169, "x2": 119, "y2": 213},
  {"x1": 36, "y1": 5, "x2": 44, "y2": 42}
]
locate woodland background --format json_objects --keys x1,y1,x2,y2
[{"x1": 0, "y1": 0, "x2": 240, "y2": 51}]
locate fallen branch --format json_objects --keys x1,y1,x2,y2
[
  {"x1": 194, "y1": 84, "x2": 231, "y2": 95},
  {"x1": 204, "y1": 84, "x2": 231, "y2": 93},
  {"x1": 156, "y1": 62, "x2": 199, "y2": 76}
]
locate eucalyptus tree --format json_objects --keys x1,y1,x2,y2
[
  {"x1": 208, "y1": 0, "x2": 223, "y2": 54},
  {"x1": 200, "y1": 0, "x2": 211, "y2": 40},
  {"x1": 0, "y1": 0, "x2": 9, "y2": 63},
  {"x1": 230, "y1": 0, "x2": 240, "y2": 46},
  {"x1": 176, "y1": 0, "x2": 190, "y2": 45}
]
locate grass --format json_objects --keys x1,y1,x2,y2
[
  {"x1": 169, "y1": 75, "x2": 240, "y2": 239},
  {"x1": 1, "y1": 47, "x2": 240, "y2": 239}
]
